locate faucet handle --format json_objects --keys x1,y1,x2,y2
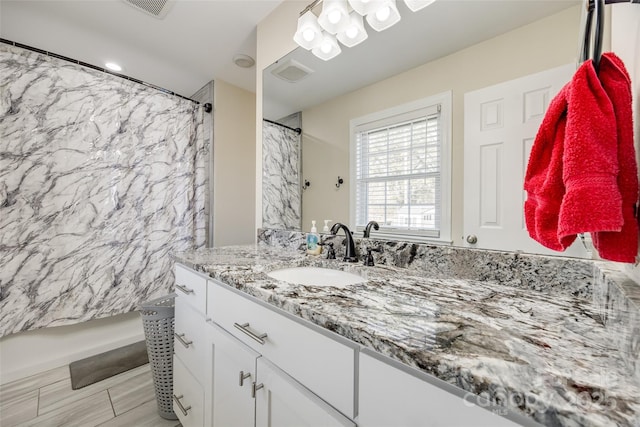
[
  {"x1": 364, "y1": 247, "x2": 375, "y2": 266},
  {"x1": 325, "y1": 242, "x2": 336, "y2": 259}
]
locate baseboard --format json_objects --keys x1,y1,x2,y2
[
  {"x1": 0, "y1": 333, "x2": 144, "y2": 385},
  {"x1": 0, "y1": 313, "x2": 144, "y2": 385}
]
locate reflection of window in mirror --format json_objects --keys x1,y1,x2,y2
[{"x1": 350, "y1": 92, "x2": 452, "y2": 243}]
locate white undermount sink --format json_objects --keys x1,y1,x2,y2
[{"x1": 266, "y1": 266, "x2": 366, "y2": 287}]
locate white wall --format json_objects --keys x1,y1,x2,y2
[
  {"x1": 0, "y1": 312, "x2": 143, "y2": 384},
  {"x1": 613, "y1": 3, "x2": 640, "y2": 278},
  {"x1": 213, "y1": 79, "x2": 257, "y2": 246}
]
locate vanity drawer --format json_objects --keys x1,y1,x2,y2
[
  {"x1": 175, "y1": 264, "x2": 207, "y2": 315},
  {"x1": 208, "y1": 280, "x2": 356, "y2": 418},
  {"x1": 174, "y1": 297, "x2": 206, "y2": 382}
]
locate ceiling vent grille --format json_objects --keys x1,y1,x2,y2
[
  {"x1": 271, "y1": 59, "x2": 314, "y2": 83},
  {"x1": 122, "y1": 0, "x2": 174, "y2": 19}
]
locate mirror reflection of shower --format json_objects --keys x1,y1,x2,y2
[{"x1": 262, "y1": 112, "x2": 303, "y2": 230}]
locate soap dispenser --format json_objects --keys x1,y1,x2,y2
[
  {"x1": 322, "y1": 220, "x2": 331, "y2": 233},
  {"x1": 306, "y1": 221, "x2": 322, "y2": 255}
]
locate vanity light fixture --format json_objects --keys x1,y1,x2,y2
[
  {"x1": 312, "y1": 32, "x2": 342, "y2": 61},
  {"x1": 403, "y1": 0, "x2": 435, "y2": 12},
  {"x1": 365, "y1": 0, "x2": 401, "y2": 32},
  {"x1": 317, "y1": 0, "x2": 350, "y2": 34},
  {"x1": 294, "y1": 0, "x2": 436, "y2": 58},
  {"x1": 347, "y1": 0, "x2": 377, "y2": 16},
  {"x1": 294, "y1": 9, "x2": 324, "y2": 50},
  {"x1": 336, "y1": 11, "x2": 368, "y2": 47}
]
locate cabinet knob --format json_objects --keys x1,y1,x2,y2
[
  {"x1": 239, "y1": 371, "x2": 251, "y2": 387},
  {"x1": 466, "y1": 234, "x2": 478, "y2": 244},
  {"x1": 252, "y1": 382, "x2": 264, "y2": 398}
]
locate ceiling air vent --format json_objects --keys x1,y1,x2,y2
[
  {"x1": 271, "y1": 59, "x2": 314, "y2": 83},
  {"x1": 122, "y1": 0, "x2": 174, "y2": 19}
]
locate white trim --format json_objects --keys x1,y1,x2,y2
[
  {"x1": 349, "y1": 91, "x2": 452, "y2": 243},
  {"x1": 0, "y1": 312, "x2": 143, "y2": 384}
]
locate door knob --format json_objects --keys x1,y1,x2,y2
[{"x1": 466, "y1": 235, "x2": 478, "y2": 244}]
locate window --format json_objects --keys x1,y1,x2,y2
[{"x1": 349, "y1": 92, "x2": 451, "y2": 242}]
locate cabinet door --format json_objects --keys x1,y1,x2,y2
[
  {"x1": 358, "y1": 352, "x2": 522, "y2": 427},
  {"x1": 210, "y1": 322, "x2": 259, "y2": 427},
  {"x1": 173, "y1": 355, "x2": 204, "y2": 427},
  {"x1": 254, "y1": 358, "x2": 355, "y2": 427}
]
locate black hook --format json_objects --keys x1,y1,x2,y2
[
  {"x1": 336, "y1": 176, "x2": 344, "y2": 189},
  {"x1": 302, "y1": 180, "x2": 310, "y2": 190},
  {"x1": 582, "y1": 0, "x2": 605, "y2": 71}
]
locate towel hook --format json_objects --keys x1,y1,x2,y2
[{"x1": 581, "y1": 0, "x2": 605, "y2": 70}]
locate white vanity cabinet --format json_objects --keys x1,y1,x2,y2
[
  {"x1": 207, "y1": 322, "x2": 355, "y2": 427},
  {"x1": 254, "y1": 358, "x2": 355, "y2": 427},
  {"x1": 358, "y1": 350, "x2": 525, "y2": 427},
  {"x1": 172, "y1": 265, "x2": 209, "y2": 427},
  {"x1": 174, "y1": 262, "x2": 531, "y2": 427},
  {"x1": 208, "y1": 322, "x2": 259, "y2": 426},
  {"x1": 206, "y1": 277, "x2": 357, "y2": 426},
  {"x1": 207, "y1": 278, "x2": 356, "y2": 420}
]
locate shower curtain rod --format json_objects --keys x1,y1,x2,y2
[
  {"x1": 263, "y1": 118, "x2": 302, "y2": 135},
  {"x1": 0, "y1": 38, "x2": 201, "y2": 105}
]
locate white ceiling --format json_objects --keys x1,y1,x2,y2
[
  {"x1": 0, "y1": 0, "x2": 284, "y2": 97},
  {"x1": 0, "y1": 0, "x2": 581, "y2": 102}
]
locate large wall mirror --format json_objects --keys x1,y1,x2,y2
[{"x1": 263, "y1": 0, "x2": 588, "y2": 256}]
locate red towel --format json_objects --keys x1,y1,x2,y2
[
  {"x1": 524, "y1": 85, "x2": 576, "y2": 251},
  {"x1": 524, "y1": 55, "x2": 638, "y2": 262},
  {"x1": 558, "y1": 57, "x2": 622, "y2": 239},
  {"x1": 591, "y1": 53, "x2": 638, "y2": 263}
]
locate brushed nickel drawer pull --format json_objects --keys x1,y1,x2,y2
[
  {"x1": 233, "y1": 322, "x2": 267, "y2": 345},
  {"x1": 174, "y1": 333, "x2": 193, "y2": 348},
  {"x1": 173, "y1": 394, "x2": 192, "y2": 416},
  {"x1": 239, "y1": 370, "x2": 251, "y2": 387},
  {"x1": 176, "y1": 284, "x2": 194, "y2": 295},
  {"x1": 252, "y1": 382, "x2": 264, "y2": 398}
]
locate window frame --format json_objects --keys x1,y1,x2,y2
[{"x1": 349, "y1": 91, "x2": 452, "y2": 244}]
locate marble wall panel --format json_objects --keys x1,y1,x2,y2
[
  {"x1": 0, "y1": 43, "x2": 208, "y2": 336},
  {"x1": 262, "y1": 121, "x2": 301, "y2": 230}
]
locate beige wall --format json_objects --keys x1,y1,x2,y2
[
  {"x1": 214, "y1": 79, "x2": 256, "y2": 246},
  {"x1": 300, "y1": 6, "x2": 581, "y2": 244}
]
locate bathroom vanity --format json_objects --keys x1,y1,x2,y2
[{"x1": 171, "y1": 236, "x2": 639, "y2": 427}]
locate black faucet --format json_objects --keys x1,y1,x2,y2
[
  {"x1": 363, "y1": 220, "x2": 379, "y2": 238},
  {"x1": 330, "y1": 222, "x2": 358, "y2": 262}
]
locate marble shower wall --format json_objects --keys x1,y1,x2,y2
[
  {"x1": 262, "y1": 121, "x2": 301, "y2": 230},
  {"x1": 0, "y1": 43, "x2": 208, "y2": 336}
]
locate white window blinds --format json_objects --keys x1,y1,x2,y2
[{"x1": 355, "y1": 104, "x2": 442, "y2": 238}]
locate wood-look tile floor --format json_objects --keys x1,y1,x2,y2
[{"x1": 0, "y1": 363, "x2": 182, "y2": 427}]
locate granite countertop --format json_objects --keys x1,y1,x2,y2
[{"x1": 174, "y1": 244, "x2": 640, "y2": 427}]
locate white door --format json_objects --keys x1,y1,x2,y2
[
  {"x1": 210, "y1": 322, "x2": 259, "y2": 427},
  {"x1": 464, "y1": 64, "x2": 590, "y2": 257},
  {"x1": 254, "y1": 358, "x2": 355, "y2": 427}
]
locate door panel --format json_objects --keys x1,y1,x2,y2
[{"x1": 464, "y1": 63, "x2": 589, "y2": 257}]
